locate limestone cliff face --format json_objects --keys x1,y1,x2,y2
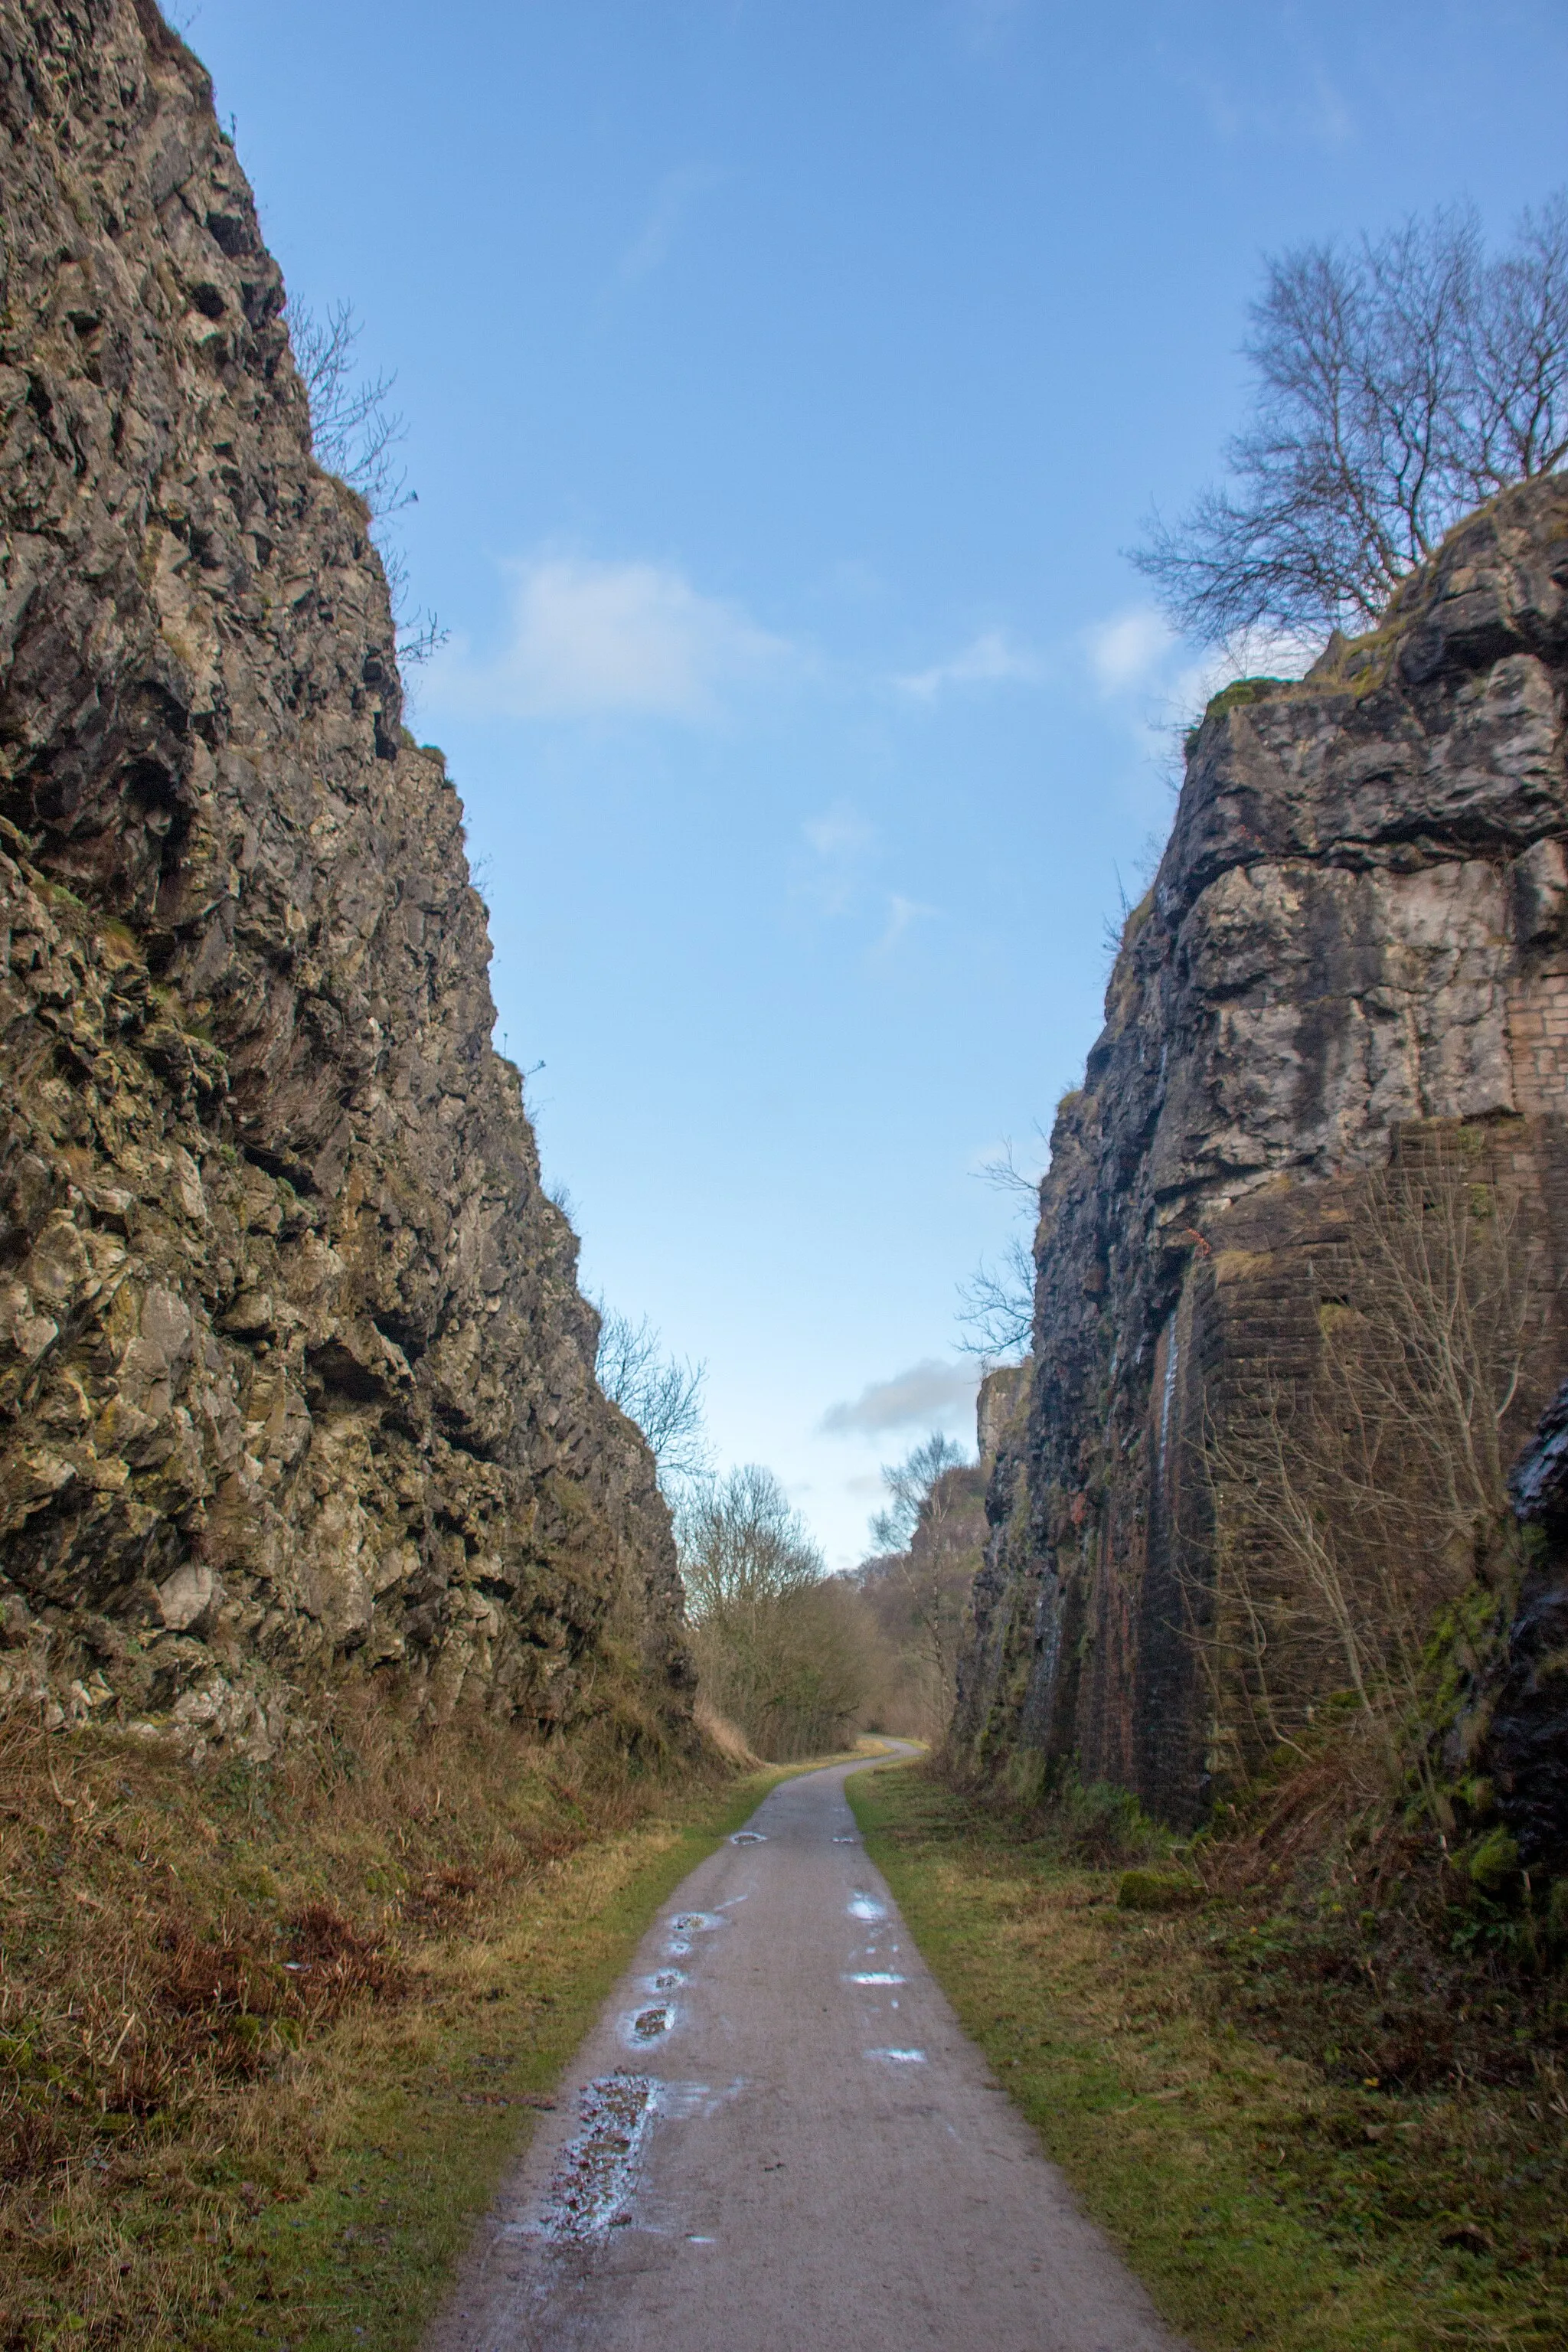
[
  {"x1": 953, "y1": 478, "x2": 1568, "y2": 1821},
  {"x1": 0, "y1": 0, "x2": 693, "y2": 1753}
]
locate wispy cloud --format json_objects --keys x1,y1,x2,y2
[
  {"x1": 874, "y1": 892, "x2": 939, "y2": 955},
  {"x1": 1084, "y1": 606, "x2": 1173, "y2": 694},
  {"x1": 893, "y1": 628, "x2": 1041, "y2": 701},
  {"x1": 427, "y1": 554, "x2": 792, "y2": 723},
  {"x1": 819, "y1": 1357, "x2": 979, "y2": 1438},
  {"x1": 617, "y1": 165, "x2": 720, "y2": 283},
  {"x1": 946, "y1": 0, "x2": 1029, "y2": 57},
  {"x1": 804, "y1": 805, "x2": 875, "y2": 862},
  {"x1": 1157, "y1": 38, "x2": 1354, "y2": 149},
  {"x1": 798, "y1": 802, "x2": 874, "y2": 917}
]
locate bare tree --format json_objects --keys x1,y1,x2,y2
[
  {"x1": 870, "y1": 1431, "x2": 969, "y2": 1553},
  {"x1": 594, "y1": 1308, "x2": 710, "y2": 1488},
  {"x1": 956, "y1": 1138, "x2": 1041, "y2": 1359},
  {"x1": 1194, "y1": 1144, "x2": 1546, "y2": 1818},
  {"x1": 860, "y1": 1432, "x2": 981, "y2": 1737},
  {"x1": 1135, "y1": 193, "x2": 1568, "y2": 645},
  {"x1": 678, "y1": 1466, "x2": 869, "y2": 1757},
  {"x1": 290, "y1": 299, "x2": 448, "y2": 667}
]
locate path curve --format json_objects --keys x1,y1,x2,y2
[{"x1": 427, "y1": 1749, "x2": 1186, "y2": 2351}]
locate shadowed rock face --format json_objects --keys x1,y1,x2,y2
[
  {"x1": 954, "y1": 477, "x2": 1568, "y2": 1824},
  {"x1": 1481, "y1": 1383, "x2": 1568, "y2": 1874},
  {"x1": 0, "y1": 0, "x2": 693, "y2": 1753}
]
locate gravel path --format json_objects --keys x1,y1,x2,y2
[{"x1": 426, "y1": 1751, "x2": 1186, "y2": 2351}]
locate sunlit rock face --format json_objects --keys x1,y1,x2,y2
[
  {"x1": 953, "y1": 477, "x2": 1568, "y2": 1823},
  {"x1": 0, "y1": 0, "x2": 692, "y2": 1752}
]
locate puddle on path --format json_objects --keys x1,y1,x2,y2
[
  {"x1": 650, "y1": 1969, "x2": 683, "y2": 1993},
  {"x1": 536, "y1": 2074, "x2": 653, "y2": 2241},
  {"x1": 848, "y1": 1893, "x2": 887, "y2": 1921},
  {"x1": 847, "y1": 1971, "x2": 906, "y2": 1984},
  {"x1": 730, "y1": 1831, "x2": 766, "y2": 1845},
  {"x1": 628, "y1": 2004, "x2": 672, "y2": 2044},
  {"x1": 865, "y1": 2047, "x2": 926, "y2": 2063},
  {"x1": 666, "y1": 1909, "x2": 725, "y2": 1957}
]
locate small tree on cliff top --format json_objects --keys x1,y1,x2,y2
[
  {"x1": 595, "y1": 1306, "x2": 710, "y2": 1491},
  {"x1": 1134, "y1": 193, "x2": 1568, "y2": 645}
]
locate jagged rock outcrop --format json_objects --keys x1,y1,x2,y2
[
  {"x1": 954, "y1": 477, "x2": 1568, "y2": 1821},
  {"x1": 0, "y1": 0, "x2": 693, "y2": 1753}
]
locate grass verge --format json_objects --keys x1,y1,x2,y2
[
  {"x1": 0, "y1": 1698, "x2": 827, "y2": 2350},
  {"x1": 848, "y1": 1760, "x2": 1568, "y2": 2352}
]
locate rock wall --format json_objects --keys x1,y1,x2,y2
[
  {"x1": 954, "y1": 477, "x2": 1568, "y2": 1822},
  {"x1": 0, "y1": 0, "x2": 693, "y2": 1754}
]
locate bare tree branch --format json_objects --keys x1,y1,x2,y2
[
  {"x1": 1133, "y1": 192, "x2": 1568, "y2": 645},
  {"x1": 289, "y1": 299, "x2": 449, "y2": 669},
  {"x1": 595, "y1": 1306, "x2": 710, "y2": 1488}
]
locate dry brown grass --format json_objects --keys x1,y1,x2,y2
[{"x1": 0, "y1": 1685, "x2": 730, "y2": 2347}]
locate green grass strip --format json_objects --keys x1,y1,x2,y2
[{"x1": 849, "y1": 1761, "x2": 1564, "y2": 2352}]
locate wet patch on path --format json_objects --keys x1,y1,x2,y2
[{"x1": 536, "y1": 2074, "x2": 653, "y2": 2242}]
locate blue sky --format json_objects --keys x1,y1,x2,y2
[{"x1": 186, "y1": 0, "x2": 1567, "y2": 1563}]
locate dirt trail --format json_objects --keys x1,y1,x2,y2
[{"x1": 426, "y1": 1751, "x2": 1186, "y2": 2350}]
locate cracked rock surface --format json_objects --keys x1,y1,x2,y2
[
  {"x1": 0, "y1": 0, "x2": 692, "y2": 1751},
  {"x1": 955, "y1": 479, "x2": 1568, "y2": 1821}
]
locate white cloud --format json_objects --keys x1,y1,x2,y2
[
  {"x1": 1085, "y1": 606, "x2": 1173, "y2": 694},
  {"x1": 893, "y1": 628, "x2": 1040, "y2": 701},
  {"x1": 428, "y1": 555, "x2": 792, "y2": 723},
  {"x1": 819, "y1": 1358, "x2": 979, "y2": 1439}
]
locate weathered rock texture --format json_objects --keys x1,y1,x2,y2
[
  {"x1": 0, "y1": 0, "x2": 693, "y2": 1754},
  {"x1": 1482, "y1": 1380, "x2": 1568, "y2": 1875},
  {"x1": 954, "y1": 477, "x2": 1568, "y2": 1822}
]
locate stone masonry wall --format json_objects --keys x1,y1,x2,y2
[{"x1": 953, "y1": 476, "x2": 1568, "y2": 1823}]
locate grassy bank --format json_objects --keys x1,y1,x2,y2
[
  {"x1": 0, "y1": 1699, "x2": 805, "y2": 2351},
  {"x1": 849, "y1": 1761, "x2": 1567, "y2": 2352}
]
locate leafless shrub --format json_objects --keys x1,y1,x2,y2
[
  {"x1": 854, "y1": 1433, "x2": 982, "y2": 1739},
  {"x1": 678, "y1": 1466, "x2": 870, "y2": 1758},
  {"x1": 594, "y1": 1307, "x2": 710, "y2": 1491},
  {"x1": 957, "y1": 1137, "x2": 1044, "y2": 1359},
  {"x1": 1194, "y1": 1143, "x2": 1547, "y2": 1816},
  {"x1": 290, "y1": 299, "x2": 448, "y2": 667},
  {"x1": 1135, "y1": 192, "x2": 1568, "y2": 644}
]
